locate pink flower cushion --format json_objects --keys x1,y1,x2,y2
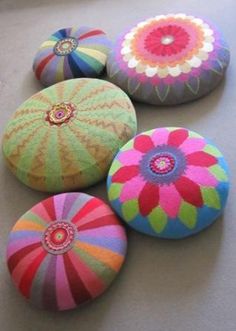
[
  {"x1": 107, "y1": 128, "x2": 230, "y2": 239},
  {"x1": 6, "y1": 193, "x2": 127, "y2": 311},
  {"x1": 107, "y1": 14, "x2": 230, "y2": 105}
]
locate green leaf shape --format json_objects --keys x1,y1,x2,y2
[
  {"x1": 122, "y1": 199, "x2": 139, "y2": 222},
  {"x1": 148, "y1": 207, "x2": 168, "y2": 234},
  {"x1": 109, "y1": 159, "x2": 121, "y2": 176},
  {"x1": 201, "y1": 187, "x2": 221, "y2": 209},
  {"x1": 179, "y1": 201, "x2": 197, "y2": 229},
  {"x1": 203, "y1": 145, "x2": 222, "y2": 157},
  {"x1": 188, "y1": 130, "x2": 202, "y2": 139},
  {"x1": 121, "y1": 139, "x2": 134, "y2": 152},
  {"x1": 108, "y1": 183, "x2": 122, "y2": 201},
  {"x1": 209, "y1": 164, "x2": 228, "y2": 182}
]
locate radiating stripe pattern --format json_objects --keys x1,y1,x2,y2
[
  {"x1": 33, "y1": 27, "x2": 111, "y2": 86},
  {"x1": 6, "y1": 193, "x2": 127, "y2": 311},
  {"x1": 2, "y1": 78, "x2": 137, "y2": 192}
]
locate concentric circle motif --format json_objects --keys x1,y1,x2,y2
[
  {"x1": 45, "y1": 102, "x2": 76, "y2": 126},
  {"x1": 54, "y1": 37, "x2": 78, "y2": 56},
  {"x1": 33, "y1": 26, "x2": 111, "y2": 86},
  {"x1": 2, "y1": 78, "x2": 137, "y2": 192},
  {"x1": 107, "y1": 127, "x2": 230, "y2": 239},
  {"x1": 42, "y1": 221, "x2": 76, "y2": 254},
  {"x1": 107, "y1": 14, "x2": 230, "y2": 105},
  {"x1": 6, "y1": 193, "x2": 127, "y2": 311}
]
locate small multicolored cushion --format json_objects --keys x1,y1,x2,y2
[
  {"x1": 6, "y1": 193, "x2": 127, "y2": 311},
  {"x1": 107, "y1": 128, "x2": 230, "y2": 239},
  {"x1": 2, "y1": 78, "x2": 137, "y2": 192},
  {"x1": 33, "y1": 27, "x2": 111, "y2": 86},
  {"x1": 107, "y1": 14, "x2": 230, "y2": 105}
]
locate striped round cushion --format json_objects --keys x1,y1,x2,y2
[
  {"x1": 2, "y1": 78, "x2": 137, "y2": 192},
  {"x1": 33, "y1": 27, "x2": 111, "y2": 86},
  {"x1": 6, "y1": 193, "x2": 127, "y2": 311}
]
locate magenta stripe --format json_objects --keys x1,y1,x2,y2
[
  {"x1": 55, "y1": 255, "x2": 76, "y2": 310},
  {"x1": 53, "y1": 193, "x2": 67, "y2": 220}
]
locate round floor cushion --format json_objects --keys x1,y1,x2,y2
[
  {"x1": 33, "y1": 27, "x2": 111, "y2": 86},
  {"x1": 6, "y1": 192, "x2": 127, "y2": 311},
  {"x1": 107, "y1": 127, "x2": 230, "y2": 239},
  {"x1": 107, "y1": 14, "x2": 230, "y2": 105},
  {"x1": 2, "y1": 78, "x2": 137, "y2": 192}
]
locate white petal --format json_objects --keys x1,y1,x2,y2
[
  {"x1": 175, "y1": 13, "x2": 187, "y2": 19},
  {"x1": 168, "y1": 65, "x2": 181, "y2": 77},
  {"x1": 201, "y1": 42, "x2": 214, "y2": 52},
  {"x1": 155, "y1": 15, "x2": 166, "y2": 20},
  {"x1": 128, "y1": 57, "x2": 139, "y2": 68},
  {"x1": 145, "y1": 66, "x2": 158, "y2": 77},
  {"x1": 158, "y1": 67, "x2": 169, "y2": 78},
  {"x1": 187, "y1": 56, "x2": 202, "y2": 68},
  {"x1": 124, "y1": 32, "x2": 135, "y2": 40},
  {"x1": 137, "y1": 21, "x2": 147, "y2": 28},
  {"x1": 121, "y1": 46, "x2": 131, "y2": 55},
  {"x1": 192, "y1": 18, "x2": 203, "y2": 25},
  {"x1": 203, "y1": 28, "x2": 214, "y2": 36}
]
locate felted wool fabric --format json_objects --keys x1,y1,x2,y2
[
  {"x1": 33, "y1": 27, "x2": 111, "y2": 86},
  {"x1": 107, "y1": 127, "x2": 230, "y2": 239},
  {"x1": 107, "y1": 14, "x2": 230, "y2": 105},
  {"x1": 2, "y1": 78, "x2": 137, "y2": 192},
  {"x1": 6, "y1": 192, "x2": 127, "y2": 311}
]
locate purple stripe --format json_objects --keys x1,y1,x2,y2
[
  {"x1": 79, "y1": 36, "x2": 111, "y2": 46},
  {"x1": 62, "y1": 193, "x2": 81, "y2": 219},
  {"x1": 42, "y1": 255, "x2": 58, "y2": 310},
  {"x1": 77, "y1": 235, "x2": 126, "y2": 255},
  {"x1": 53, "y1": 193, "x2": 67, "y2": 220},
  {"x1": 40, "y1": 55, "x2": 60, "y2": 86},
  {"x1": 9, "y1": 230, "x2": 42, "y2": 240},
  {"x1": 63, "y1": 55, "x2": 73, "y2": 78}
]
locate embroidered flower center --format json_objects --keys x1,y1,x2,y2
[
  {"x1": 144, "y1": 25, "x2": 190, "y2": 56},
  {"x1": 42, "y1": 221, "x2": 76, "y2": 254},
  {"x1": 161, "y1": 35, "x2": 175, "y2": 45},
  {"x1": 46, "y1": 102, "x2": 76, "y2": 126},
  {"x1": 54, "y1": 37, "x2": 78, "y2": 56},
  {"x1": 150, "y1": 154, "x2": 175, "y2": 174},
  {"x1": 140, "y1": 145, "x2": 187, "y2": 185}
]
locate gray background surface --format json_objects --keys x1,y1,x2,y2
[{"x1": 0, "y1": 1, "x2": 235, "y2": 330}]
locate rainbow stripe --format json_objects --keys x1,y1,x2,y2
[
  {"x1": 7, "y1": 193, "x2": 127, "y2": 311},
  {"x1": 33, "y1": 27, "x2": 111, "y2": 86}
]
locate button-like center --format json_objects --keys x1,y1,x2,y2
[
  {"x1": 46, "y1": 102, "x2": 76, "y2": 126},
  {"x1": 161, "y1": 35, "x2": 175, "y2": 45},
  {"x1": 42, "y1": 221, "x2": 76, "y2": 255},
  {"x1": 149, "y1": 153, "x2": 176, "y2": 175},
  {"x1": 54, "y1": 37, "x2": 78, "y2": 56}
]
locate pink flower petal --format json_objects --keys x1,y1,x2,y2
[
  {"x1": 151, "y1": 128, "x2": 170, "y2": 145},
  {"x1": 180, "y1": 138, "x2": 206, "y2": 155},
  {"x1": 159, "y1": 184, "x2": 182, "y2": 218},
  {"x1": 185, "y1": 165, "x2": 218, "y2": 187},
  {"x1": 118, "y1": 149, "x2": 143, "y2": 166},
  {"x1": 120, "y1": 175, "x2": 146, "y2": 203}
]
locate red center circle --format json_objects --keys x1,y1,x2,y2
[
  {"x1": 43, "y1": 221, "x2": 75, "y2": 254},
  {"x1": 149, "y1": 154, "x2": 176, "y2": 174}
]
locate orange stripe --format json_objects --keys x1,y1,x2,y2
[
  {"x1": 75, "y1": 242, "x2": 124, "y2": 272},
  {"x1": 13, "y1": 220, "x2": 45, "y2": 232}
]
